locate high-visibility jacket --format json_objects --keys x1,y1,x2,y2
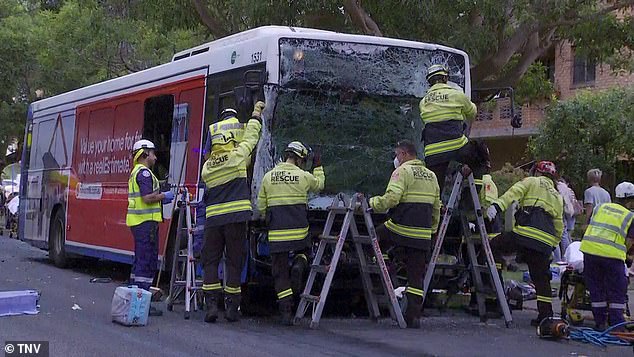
[
  {"x1": 257, "y1": 162, "x2": 325, "y2": 252},
  {"x1": 201, "y1": 118, "x2": 261, "y2": 226},
  {"x1": 370, "y1": 159, "x2": 441, "y2": 249},
  {"x1": 581, "y1": 203, "x2": 634, "y2": 261},
  {"x1": 475, "y1": 174, "x2": 498, "y2": 210},
  {"x1": 126, "y1": 164, "x2": 162, "y2": 227},
  {"x1": 494, "y1": 176, "x2": 564, "y2": 252},
  {"x1": 419, "y1": 83, "x2": 477, "y2": 165}
]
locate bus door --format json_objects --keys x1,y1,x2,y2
[{"x1": 166, "y1": 102, "x2": 190, "y2": 218}]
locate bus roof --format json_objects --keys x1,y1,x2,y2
[{"x1": 31, "y1": 26, "x2": 469, "y2": 117}]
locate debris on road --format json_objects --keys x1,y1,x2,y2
[
  {"x1": 72, "y1": 303, "x2": 82, "y2": 311},
  {"x1": 0, "y1": 290, "x2": 40, "y2": 316},
  {"x1": 90, "y1": 277, "x2": 112, "y2": 283}
]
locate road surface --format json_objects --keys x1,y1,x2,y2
[{"x1": 0, "y1": 236, "x2": 630, "y2": 356}]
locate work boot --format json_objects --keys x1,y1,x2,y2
[
  {"x1": 405, "y1": 295, "x2": 422, "y2": 329},
  {"x1": 290, "y1": 255, "x2": 308, "y2": 294},
  {"x1": 204, "y1": 292, "x2": 219, "y2": 323},
  {"x1": 279, "y1": 297, "x2": 294, "y2": 326},
  {"x1": 224, "y1": 295, "x2": 241, "y2": 322},
  {"x1": 149, "y1": 303, "x2": 163, "y2": 317}
]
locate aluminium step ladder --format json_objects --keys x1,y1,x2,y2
[
  {"x1": 422, "y1": 169, "x2": 513, "y2": 327},
  {"x1": 166, "y1": 187, "x2": 203, "y2": 319},
  {"x1": 294, "y1": 193, "x2": 406, "y2": 329}
]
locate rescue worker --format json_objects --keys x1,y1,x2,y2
[
  {"x1": 580, "y1": 181, "x2": 634, "y2": 330},
  {"x1": 200, "y1": 101, "x2": 265, "y2": 323},
  {"x1": 126, "y1": 139, "x2": 174, "y2": 316},
  {"x1": 369, "y1": 140, "x2": 441, "y2": 328},
  {"x1": 203, "y1": 108, "x2": 245, "y2": 159},
  {"x1": 256, "y1": 141, "x2": 325, "y2": 325},
  {"x1": 476, "y1": 173, "x2": 501, "y2": 237},
  {"x1": 419, "y1": 64, "x2": 477, "y2": 193},
  {"x1": 486, "y1": 161, "x2": 564, "y2": 326}
]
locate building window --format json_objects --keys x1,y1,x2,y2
[{"x1": 572, "y1": 52, "x2": 596, "y2": 85}]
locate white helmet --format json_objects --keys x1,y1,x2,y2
[
  {"x1": 132, "y1": 139, "x2": 155, "y2": 152},
  {"x1": 615, "y1": 181, "x2": 634, "y2": 199}
]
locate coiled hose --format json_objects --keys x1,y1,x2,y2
[{"x1": 569, "y1": 322, "x2": 634, "y2": 347}]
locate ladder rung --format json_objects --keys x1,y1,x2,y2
[
  {"x1": 319, "y1": 234, "x2": 340, "y2": 243},
  {"x1": 310, "y1": 264, "x2": 330, "y2": 274},
  {"x1": 352, "y1": 235, "x2": 372, "y2": 245},
  {"x1": 300, "y1": 294, "x2": 320, "y2": 303}
]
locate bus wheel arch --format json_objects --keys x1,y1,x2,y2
[{"x1": 48, "y1": 205, "x2": 67, "y2": 268}]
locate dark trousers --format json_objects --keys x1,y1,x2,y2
[
  {"x1": 584, "y1": 253, "x2": 627, "y2": 326},
  {"x1": 271, "y1": 252, "x2": 292, "y2": 301},
  {"x1": 130, "y1": 221, "x2": 159, "y2": 291},
  {"x1": 202, "y1": 222, "x2": 246, "y2": 296},
  {"x1": 376, "y1": 225, "x2": 427, "y2": 319},
  {"x1": 428, "y1": 162, "x2": 450, "y2": 195},
  {"x1": 490, "y1": 232, "x2": 553, "y2": 318}
]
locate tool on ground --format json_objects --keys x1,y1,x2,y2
[
  {"x1": 536, "y1": 317, "x2": 570, "y2": 339},
  {"x1": 422, "y1": 168, "x2": 513, "y2": 327},
  {"x1": 294, "y1": 193, "x2": 406, "y2": 329},
  {"x1": 165, "y1": 187, "x2": 202, "y2": 319}
]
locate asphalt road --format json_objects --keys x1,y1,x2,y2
[{"x1": 0, "y1": 235, "x2": 630, "y2": 357}]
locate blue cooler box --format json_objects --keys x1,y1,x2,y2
[{"x1": 111, "y1": 286, "x2": 151, "y2": 326}]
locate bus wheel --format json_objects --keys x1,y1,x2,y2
[{"x1": 49, "y1": 209, "x2": 67, "y2": 268}]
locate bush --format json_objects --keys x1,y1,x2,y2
[
  {"x1": 529, "y1": 87, "x2": 634, "y2": 193},
  {"x1": 491, "y1": 163, "x2": 527, "y2": 194}
]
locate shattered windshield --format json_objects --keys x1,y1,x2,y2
[{"x1": 267, "y1": 39, "x2": 467, "y2": 197}]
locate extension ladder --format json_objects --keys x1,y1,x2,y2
[
  {"x1": 294, "y1": 193, "x2": 406, "y2": 329},
  {"x1": 422, "y1": 169, "x2": 513, "y2": 327}
]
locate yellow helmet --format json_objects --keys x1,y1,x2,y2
[{"x1": 210, "y1": 117, "x2": 245, "y2": 148}]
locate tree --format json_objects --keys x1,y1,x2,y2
[
  {"x1": 188, "y1": 0, "x2": 634, "y2": 90},
  {"x1": 529, "y1": 87, "x2": 634, "y2": 192}
]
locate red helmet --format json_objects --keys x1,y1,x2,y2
[{"x1": 535, "y1": 161, "x2": 557, "y2": 176}]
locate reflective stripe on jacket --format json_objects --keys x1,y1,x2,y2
[
  {"x1": 257, "y1": 162, "x2": 325, "y2": 244},
  {"x1": 419, "y1": 83, "x2": 477, "y2": 163},
  {"x1": 126, "y1": 164, "x2": 162, "y2": 227},
  {"x1": 201, "y1": 118, "x2": 261, "y2": 226},
  {"x1": 494, "y1": 176, "x2": 564, "y2": 249},
  {"x1": 581, "y1": 203, "x2": 633, "y2": 261},
  {"x1": 370, "y1": 159, "x2": 441, "y2": 248}
]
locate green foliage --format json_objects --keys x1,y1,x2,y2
[
  {"x1": 514, "y1": 62, "x2": 556, "y2": 104},
  {"x1": 529, "y1": 87, "x2": 634, "y2": 192},
  {"x1": 491, "y1": 163, "x2": 528, "y2": 195}
]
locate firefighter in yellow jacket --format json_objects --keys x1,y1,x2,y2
[
  {"x1": 200, "y1": 101, "x2": 264, "y2": 323},
  {"x1": 127, "y1": 139, "x2": 174, "y2": 316},
  {"x1": 419, "y1": 64, "x2": 477, "y2": 192},
  {"x1": 580, "y1": 181, "x2": 634, "y2": 330},
  {"x1": 369, "y1": 140, "x2": 441, "y2": 328},
  {"x1": 486, "y1": 161, "x2": 564, "y2": 326},
  {"x1": 257, "y1": 141, "x2": 325, "y2": 325}
]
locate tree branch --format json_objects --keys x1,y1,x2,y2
[
  {"x1": 553, "y1": 0, "x2": 634, "y2": 27},
  {"x1": 471, "y1": 22, "x2": 539, "y2": 84},
  {"x1": 191, "y1": 0, "x2": 229, "y2": 38},
  {"x1": 343, "y1": 0, "x2": 382, "y2": 36}
]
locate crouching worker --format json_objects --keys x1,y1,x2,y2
[
  {"x1": 201, "y1": 101, "x2": 265, "y2": 323},
  {"x1": 486, "y1": 161, "x2": 563, "y2": 326},
  {"x1": 126, "y1": 139, "x2": 175, "y2": 316},
  {"x1": 580, "y1": 181, "x2": 634, "y2": 331},
  {"x1": 369, "y1": 140, "x2": 441, "y2": 328},
  {"x1": 257, "y1": 141, "x2": 325, "y2": 325}
]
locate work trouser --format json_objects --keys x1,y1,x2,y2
[
  {"x1": 376, "y1": 225, "x2": 427, "y2": 320},
  {"x1": 490, "y1": 232, "x2": 553, "y2": 319},
  {"x1": 271, "y1": 252, "x2": 293, "y2": 303},
  {"x1": 201, "y1": 222, "x2": 246, "y2": 297},
  {"x1": 583, "y1": 253, "x2": 627, "y2": 326},
  {"x1": 130, "y1": 221, "x2": 159, "y2": 291}
]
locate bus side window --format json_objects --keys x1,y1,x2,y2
[{"x1": 143, "y1": 95, "x2": 174, "y2": 181}]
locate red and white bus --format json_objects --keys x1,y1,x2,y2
[{"x1": 19, "y1": 26, "x2": 471, "y2": 269}]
